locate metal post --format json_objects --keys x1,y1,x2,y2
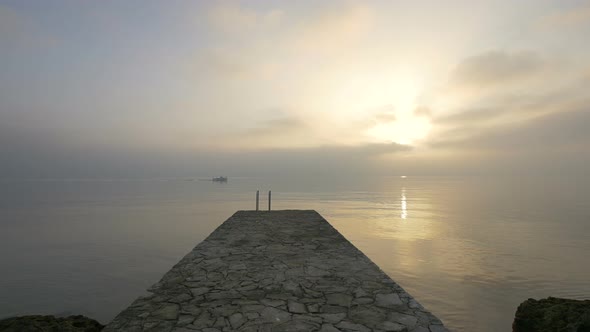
[
  {"x1": 268, "y1": 190, "x2": 271, "y2": 211},
  {"x1": 256, "y1": 190, "x2": 259, "y2": 211}
]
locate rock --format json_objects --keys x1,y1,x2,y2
[
  {"x1": 273, "y1": 319, "x2": 320, "y2": 331},
  {"x1": 326, "y1": 293, "x2": 352, "y2": 307},
  {"x1": 429, "y1": 325, "x2": 449, "y2": 332},
  {"x1": 287, "y1": 300, "x2": 307, "y2": 313},
  {"x1": 320, "y1": 313, "x2": 347, "y2": 324},
  {"x1": 0, "y1": 315, "x2": 104, "y2": 331},
  {"x1": 101, "y1": 210, "x2": 447, "y2": 331},
  {"x1": 377, "y1": 321, "x2": 407, "y2": 331},
  {"x1": 150, "y1": 303, "x2": 179, "y2": 320},
  {"x1": 260, "y1": 307, "x2": 291, "y2": 323},
  {"x1": 229, "y1": 312, "x2": 246, "y2": 329},
  {"x1": 245, "y1": 312, "x2": 259, "y2": 319},
  {"x1": 375, "y1": 293, "x2": 402, "y2": 308},
  {"x1": 354, "y1": 288, "x2": 369, "y2": 298},
  {"x1": 190, "y1": 287, "x2": 209, "y2": 296},
  {"x1": 319, "y1": 324, "x2": 342, "y2": 332},
  {"x1": 353, "y1": 297, "x2": 374, "y2": 305},
  {"x1": 513, "y1": 297, "x2": 590, "y2": 332},
  {"x1": 307, "y1": 304, "x2": 320, "y2": 313},
  {"x1": 348, "y1": 306, "x2": 386, "y2": 327},
  {"x1": 190, "y1": 310, "x2": 214, "y2": 329},
  {"x1": 412, "y1": 327, "x2": 430, "y2": 332},
  {"x1": 202, "y1": 328, "x2": 222, "y2": 332},
  {"x1": 241, "y1": 304, "x2": 265, "y2": 312},
  {"x1": 306, "y1": 266, "x2": 330, "y2": 277},
  {"x1": 260, "y1": 299, "x2": 285, "y2": 307},
  {"x1": 335, "y1": 320, "x2": 371, "y2": 332},
  {"x1": 388, "y1": 312, "x2": 417, "y2": 328},
  {"x1": 320, "y1": 305, "x2": 348, "y2": 314},
  {"x1": 177, "y1": 314, "x2": 195, "y2": 326}
]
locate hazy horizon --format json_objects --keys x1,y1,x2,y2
[{"x1": 2, "y1": 0, "x2": 590, "y2": 178}]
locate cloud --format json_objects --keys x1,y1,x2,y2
[
  {"x1": 539, "y1": 4, "x2": 590, "y2": 28},
  {"x1": 208, "y1": 114, "x2": 323, "y2": 150},
  {"x1": 195, "y1": 47, "x2": 279, "y2": 80},
  {"x1": 430, "y1": 105, "x2": 590, "y2": 152},
  {"x1": 209, "y1": 142, "x2": 413, "y2": 176},
  {"x1": 434, "y1": 107, "x2": 508, "y2": 125},
  {"x1": 0, "y1": 5, "x2": 57, "y2": 50},
  {"x1": 197, "y1": 2, "x2": 376, "y2": 79},
  {"x1": 207, "y1": 3, "x2": 283, "y2": 34},
  {"x1": 369, "y1": 104, "x2": 397, "y2": 122},
  {"x1": 290, "y1": 3, "x2": 375, "y2": 54},
  {"x1": 413, "y1": 106, "x2": 431, "y2": 117},
  {"x1": 0, "y1": 118, "x2": 412, "y2": 177},
  {"x1": 419, "y1": 46, "x2": 590, "y2": 175},
  {"x1": 243, "y1": 116, "x2": 307, "y2": 138},
  {"x1": 0, "y1": 6, "x2": 30, "y2": 46},
  {"x1": 427, "y1": 48, "x2": 585, "y2": 141},
  {"x1": 450, "y1": 50, "x2": 545, "y2": 88}
]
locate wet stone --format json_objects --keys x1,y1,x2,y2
[{"x1": 103, "y1": 210, "x2": 447, "y2": 331}]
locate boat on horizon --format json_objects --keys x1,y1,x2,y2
[{"x1": 212, "y1": 176, "x2": 228, "y2": 182}]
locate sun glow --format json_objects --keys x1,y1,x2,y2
[
  {"x1": 365, "y1": 75, "x2": 432, "y2": 144},
  {"x1": 367, "y1": 116, "x2": 431, "y2": 145}
]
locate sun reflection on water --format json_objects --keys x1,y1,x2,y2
[{"x1": 401, "y1": 187, "x2": 408, "y2": 219}]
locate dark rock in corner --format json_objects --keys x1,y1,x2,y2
[
  {"x1": 0, "y1": 315, "x2": 104, "y2": 332},
  {"x1": 513, "y1": 297, "x2": 590, "y2": 332}
]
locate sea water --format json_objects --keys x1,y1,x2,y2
[{"x1": 1, "y1": 175, "x2": 589, "y2": 331}]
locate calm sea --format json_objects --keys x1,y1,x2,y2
[{"x1": 0, "y1": 176, "x2": 589, "y2": 331}]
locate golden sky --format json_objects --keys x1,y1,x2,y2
[{"x1": 1, "y1": 1, "x2": 590, "y2": 177}]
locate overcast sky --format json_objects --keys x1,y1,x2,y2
[{"x1": 1, "y1": 0, "x2": 590, "y2": 178}]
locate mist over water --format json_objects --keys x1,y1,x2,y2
[{"x1": 0, "y1": 175, "x2": 589, "y2": 331}]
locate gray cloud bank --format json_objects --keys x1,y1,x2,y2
[
  {"x1": 0, "y1": 128, "x2": 411, "y2": 178},
  {"x1": 2, "y1": 104, "x2": 589, "y2": 178}
]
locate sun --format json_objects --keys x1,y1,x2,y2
[
  {"x1": 316, "y1": 66, "x2": 432, "y2": 145},
  {"x1": 367, "y1": 116, "x2": 431, "y2": 145},
  {"x1": 363, "y1": 73, "x2": 432, "y2": 145}
]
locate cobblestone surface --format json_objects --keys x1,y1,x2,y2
[{"x1": 104, "y1": 210, "x2": 448, "y2": 332}]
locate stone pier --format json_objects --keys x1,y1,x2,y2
[{"x1": 104, "y1": 210, "x2": 448, "y2": 332}]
